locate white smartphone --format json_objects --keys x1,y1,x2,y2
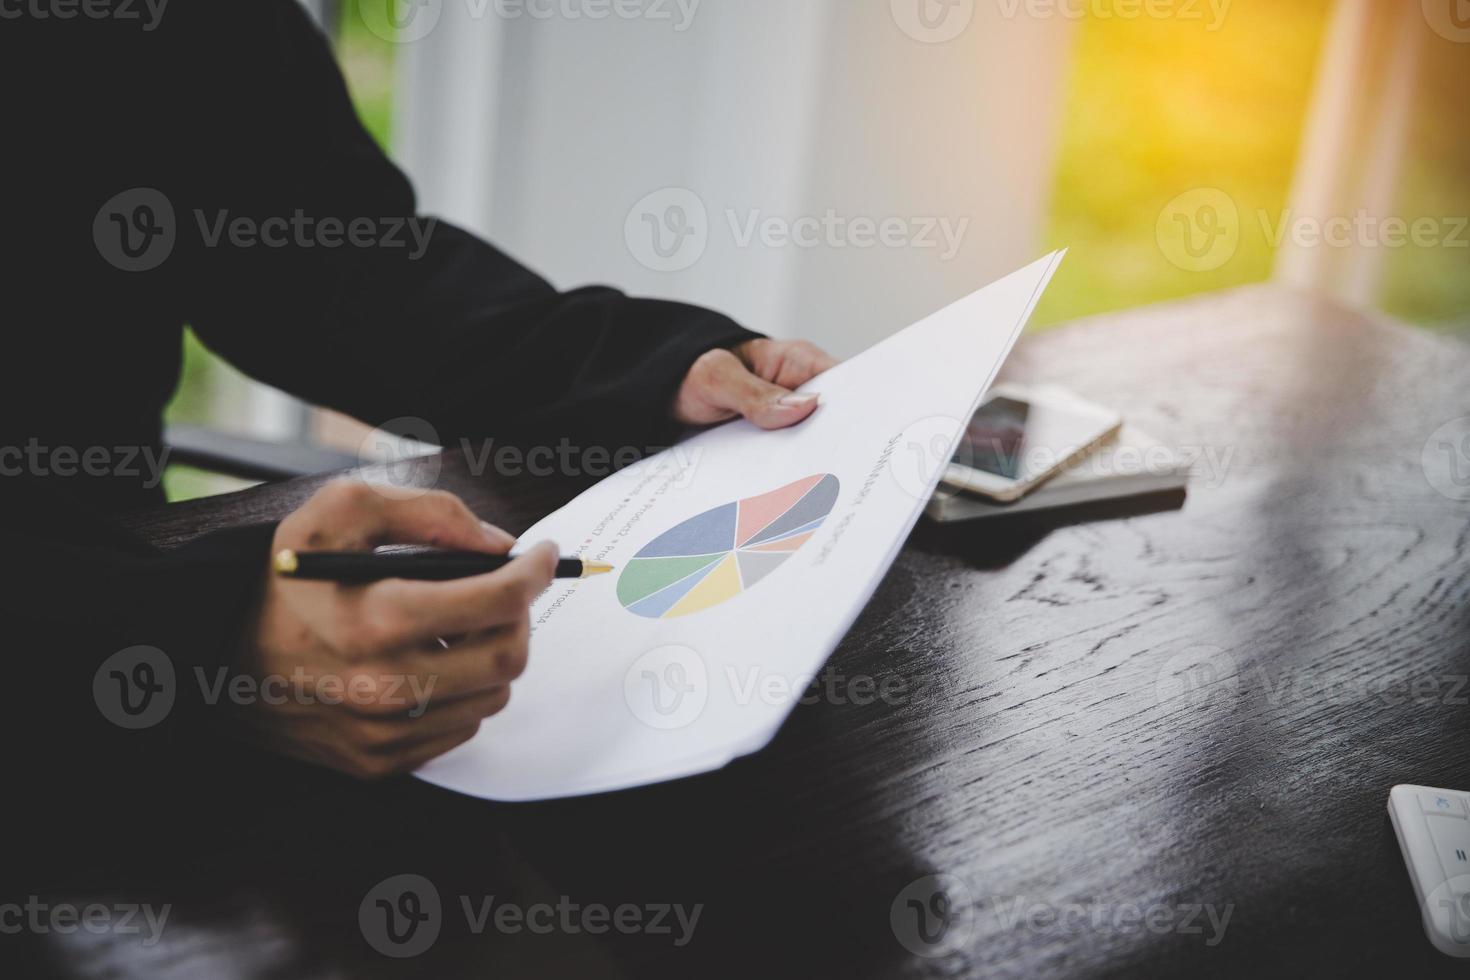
[{"x1": 941, "y1": 384, "x2": 1123, "y2": 503}]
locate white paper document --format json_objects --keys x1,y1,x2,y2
[{"x1": 417, "y1": 252, "x2": 1065, "y2": 801}]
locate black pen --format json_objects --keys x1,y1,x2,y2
[{"x1": 272, "y1": 549, "x2": 614, "y2": 583}]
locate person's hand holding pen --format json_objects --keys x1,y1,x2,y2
[
  {"x1": 241, "y1": 482, "x2": 556, "y2": 780},
  {"x1": 241, "y1": 338, "x2": 837, "y2": 779}
]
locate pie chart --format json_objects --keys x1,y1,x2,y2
[{"x1": 617, "y1": 474, "x2": 841, "y2": 619}]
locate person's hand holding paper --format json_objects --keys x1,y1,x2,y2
[
  {"x1": 673, "y1": 339, "x2": 841, "y2": 429},
  {"x1": 418, "y1": 253, "x2": 1066, "y2": 801}
]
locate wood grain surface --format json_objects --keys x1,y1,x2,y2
[{"x1": 31, "y1": 285, "x2": 1468, "y2": 979}]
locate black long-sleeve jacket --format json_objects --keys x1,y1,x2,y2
[{"x1": 0, "y1": 1, "x2": 755, "y2": 787}]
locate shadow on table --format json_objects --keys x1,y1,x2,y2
[
  {"x1": 20, "y1": 704, "x2": 938, "y2": 979},
  {"x1": 910, "y1": 489, "x2": 1188, "y2": 570}
]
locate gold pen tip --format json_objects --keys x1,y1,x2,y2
[
  {"x1": 273, "y1": 549, "x2": 300, "y2": 575},
  {"x1": 581, "y1": 562, "x2": 616, "y2": 578}
]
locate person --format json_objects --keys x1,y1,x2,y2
[{"x1": 1, "y1": 2, "x2": 836, "y2": 785}]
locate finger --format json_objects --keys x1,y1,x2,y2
[
  {"x1": 345, "y1": 722, "x2": 484, "y2": 780},
  {"x1": 367, "y1": 490, "x2": 515, "y2": 552},
  {"x1": 697, "y1": 349, "x2": 821, "y2": 430},
  {"x1": 359, "y1": 542, "x2": 557, "y2": 646},
  {"x1": 282, "y1": 481, "x2": 513, "y2": 553},
  {"x1": 351, "y1": 686, "x2": 511, "y2": 754},
  {"x1": 415, "y1": 622, "x2": 532, "y2": 693},
  {"x1": 740, "y1": 339, "x2": 840, "y2": 389},
  {"x1": 401, "y1": 686, "x2": 511, "y2": 734},
  {"x1": 808, "y1": 345, "x2": 841, "y2": 374},
  {"x1": 345, "y1": 623, "x2": 530, "y2": 714},
  {"x1": 418, "y1": 684, "x2": 512, "y2": 724}
]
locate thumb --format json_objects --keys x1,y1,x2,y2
[
  {"x1": 700, "y1": 350, "x2": 821, "y2": 430},
  {"x1": 283, "y1": 482, "x2": 514, "y2": 554}
]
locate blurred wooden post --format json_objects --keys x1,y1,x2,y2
[{"x1": 1275, "y1": 0, "x2": 1426, "y2": 308}]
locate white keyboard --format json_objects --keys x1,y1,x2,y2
[{"x1": 1388, "y1": 784, "x2": 1470, "y2": 958}]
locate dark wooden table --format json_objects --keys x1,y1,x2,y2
[{"x1": 30, "y1": 285, "x2": 1470, "y2": 978}]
